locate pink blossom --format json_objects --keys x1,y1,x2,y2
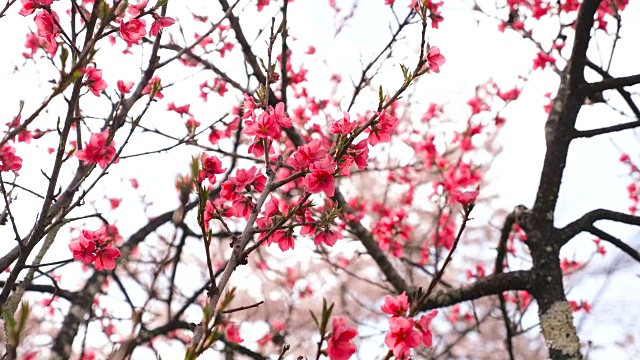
[
  {"x1": 224, "y1": 322, "x2": 244, "y2": 343},
  {"x1": 127, "y1": 0, "x2": 149, "y2": 17},
  {"x1": 167, "y1": 102, "x2": 191, "y2": 115},
  {"x1": 257, "y1": 0, "x2": 269, "y2": 12},
  {"x1": 289, "y1": 139, "x2": 328, "y2": 170},
  {"x1": 242, "y1": 93, "x2": 256, "y2": 119},
  {"x1": 243, "y1": 112, "x2": 281, "y2": 140},
  {"x1": 314, "y1": 228, "x2": 343, "y2": 247},
  {"x1": 450, "y1": 189, "x2": 479, "y2": 204},
  {"x1": 142, "y1": 77, "x2": 163, "y2": 99},
  {"x1": 416, "y1": 310, "x2": 438, "y2": 347},
  {"x1": 150, "y1": 16, "x2": 175, "y2": 37},
  {"x1": 380, "y1": 292, "x2": 409, "y2": 317},
  {"x1": 68, "y1": 237, "x2": 96, "y2": 264},
  {"x1": 272, "y1": 230, "x2": 295, "y2": 252},
  {"x1": 385, "y1": 317, "x2": 421, "y2": 359},
  {"x1": 117, "y1": 80, "x2": 134, "y2": 94},
  {"x1": 367, "y1": 112, "x2": 398, "y2": 146},
  {"x1": 34, "y1": 10, "x2": 59, "y2": 55},
  {"x1": 329, "y1": 112, "x2": 356, "y2": 135},
  {"x1": 269, "y1": 102, "x2": 292, "y2": 128},
  {"x1": 75, "y1": 130, "x2": 118, "y2": 169},
  {"x1": 120, "y1": 19, "x2": 147, "y2": 46},
  {"x1": 426, "y1": 46, "x2": 446, "y2": 73},
  {"x1": 0, "y1": 145, "x2": 23, "y2": 172},
  {"x1": 199, "y1": 153, "x2": 226, "y2": 184},
  {"x1": 19, "y1": 0, "x2": 37, "y2": 16},
  {"x1": 94, "y1": 246, "x2": 121, "y2": 271},
  {"x1": 351, "y1": 140, "x2": 369, "y2": 170},
  {"x1": 327, "y1": 316, "x2": 357, "y2": 360},
  {"x1": 84, "y1": 67, "x2": 108, "y2": 97},
  {"x1": 304, "y1": 155, "x2": 336, "y2": 197}
]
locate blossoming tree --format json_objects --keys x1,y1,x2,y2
[{"x1": 0, "y1": 0, "x2": 639, "y2": 359}]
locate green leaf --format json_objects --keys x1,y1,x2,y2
[
  {"x1": 309, "y1": 309, "x2": 319, "y2": 328},
  {"x1": 378, "y1": 85, "x2": 384, "y2": 105}
]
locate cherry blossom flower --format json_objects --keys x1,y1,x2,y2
[
  {"x1": 94, "y1": 246, "x2": 121, "y2": 271},
  {"x1": 314, "y1": 228, "x2": 343, "y2": 247},
  {"x1": 142, "y1": 77, "x2": 163, "y2": 99},
  {"x1": 385, "y1": 317, "x2": 421, "y2": 359},
  {"x1": 367, "y1": 112, "x2": 398, "y2": 146},
  {"x1": 269, "y1": 102, "x2": 292, "y2": 128},
  {"x1": 150, "y1": 16, "x2": 175, "y2": 37},
  {"x1": 117, "y1": 80, "x2": 134, "y2": 94},
  {"x1": 532, "y1": 51, "x2": 556, "y2": 70},
  {"x1": 69, "y1": 225, "x2": 121, "y2": 270},
  {"x1": 127, "y1": 0, "x2": 149, "y2": 17},
  {"x1": 75, "y1": 130, "x2": 118, "y2": 169},
  {"x1": 351, "y1": 140, "x2": 369, "y2": 170},
  {"x1": 34, "y1": 10, "x2": 59, "y2": 55},
  {"x1": 84, "y1": 67, "x2": 108, "y2": 97},
  {"x1": 224, "y1": 322, "x2": 244, "y2": 343},
  {"x1": 426, "y1": 46, "x2": 446, "y2": 73},
  {"x1": 289, "y1": 139, "x2": 328, "y2": 170},
  {"x1": 416, "y1": 310, "x2": 438, "y2": 347},
  {"x1": 69, "y1": 236, "x2": 96, "y2": 264},
  {"x1": 120, "y1": 19, "x2": 147, "y2": 46},
  {"x1": 329, "y1": 112, "x2": 356, "y2": 135},
  {"x1": 450, "y1": 189, "x2": 478, "y2": 204},
  {"x1": 304, "y1": 155, "x2": 336, "y2": 197},
  {"x1": 199, "y1": 153, "x2": 226, "y2": 184},
  {"x1": 20, "y1": 0, "x2": 56, "y2": 14},
  {"x1": 0, "y1": 145, "x2": 23, "y2": 172},
  {"x1": 380, "y1": 292, "x2": 409, "y2": 317},
  {"x1": 272, "y1": 230, "x2": 295, "y2": 251},
  {"x1": 327, "y1": 316, "x2": 357, "y2": 360},
  {"x1": 167, "y1": 102, "x2": 191, "y2": 115},
  {"x1": 243, "y1": 112, "x2": 281, "y2": 140},
  {"x1": 257, "y1": 0, "x2": 270, "y2": 12}
]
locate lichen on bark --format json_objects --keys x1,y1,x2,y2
[{"x1": 539, "y1": 301, "x2": 582, "y2": 360}]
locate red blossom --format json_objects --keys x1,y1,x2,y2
[
  {"x1": 199, "y1": 153, "x2": 227, "y2": 184},
  {"x1": 0, "y1": 145, "x2": 23, "y2": 172},
  {"x1": 384, "y1": 317, "x2": 421, "y2": 359},
  {"x1": 127, "y1": 0, "x2": 149, "y2": 17},
  {"x1": 68, "y1": 236, "x2": 96, "y2": 264},
  {"x1": 367, "y1": 112, "x2": 398, "y2": 146},
  {"x1": 75, "y1": 130, "x2": 118, "y2": 169},
  {"x1": 416, "y1": 310, "x2": 438, "y2": 347},
  {"x1": 314, "y1": 228, "x2": 343, "y2": 247},
  {"x1": 120, "y1": 19, "x2": 147, "y2": 46},
  {"x1": 117, "y1": 80, "x2": 134, "y2": 94},
  {"x1": 426, "y1": 46, "x2": 446, "y2": 73},
  {"x1": 94, "y1": 246, "x2": 121, "y2": 271},
  {"x1": 380, "y1": 292, "x2": 409, "y2": 317},
  {"x1": 167, "y1": 102, "x2": 191, "y2": 115},
  {"x1": 224, "y1": 322, "x2": 244, "y2": 343},
  {"x1": 304, "y1": 154, "x2": 336, "y2": 197},
  {"x1": 150, "y1": 16, "x2": 174, "y2": 37},
  {"x1": 327, "y1": 316, "x2": 357, "y2": 360},
  {"x1": 329, "y1": 112, "x2": 356, "y2": 135},
  {"x1": 84, "y1": 67, "x2": 108, "y2": 97},
  {"x1": 34, "y1": 10, "x2": 59, "y2": 55}
]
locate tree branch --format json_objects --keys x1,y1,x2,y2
[
  {"x1": 586, "y1": 73, "x2": 640, "y2": 94},
  {"x1": 586, "y1": 226, "x2": 640, "y2": 263},
  {"x1": 559, "y1": 208, "x2": 640, "y2": 243},
  {"x1": 419, "y1": 270, "x2": 532, "y2": 311}
]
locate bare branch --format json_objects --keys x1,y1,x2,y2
[{"x1": 559, "y1": 208, "x2": 640, "y2": 243}]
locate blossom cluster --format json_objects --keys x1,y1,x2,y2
[
  {"x1": 381, "y1": 292, "x2": 437, "y2": 358},
  {"x1": 68, "y1": 226, "x2": 121, "y2": 271}
]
